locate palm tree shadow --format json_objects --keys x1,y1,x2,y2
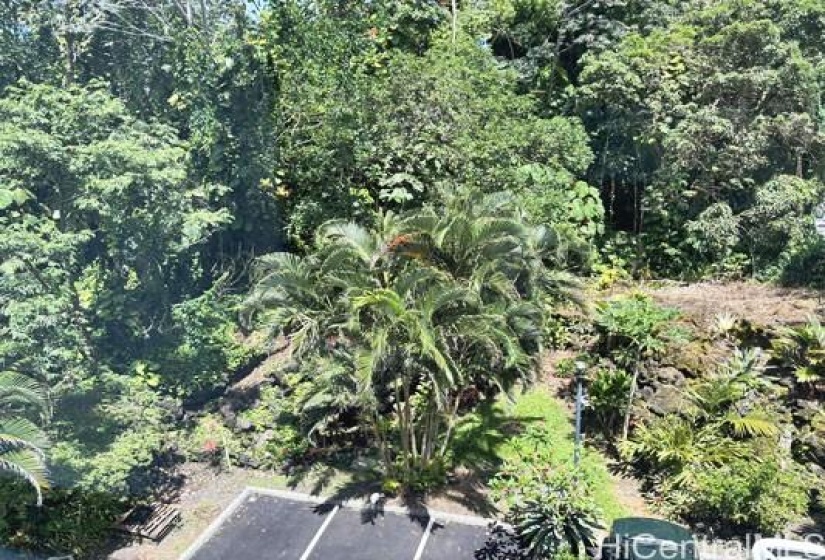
[
  {"x1": 450, "y1": 401, "x2": 543, "y2": 479},
  {"x1": 283, "y1": 399, "x2": 546, "y2": 523}
]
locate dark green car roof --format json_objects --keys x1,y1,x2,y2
[
  {"x1": 605, "y1": 518, "x2": 698, "y2": 560},
  {"x1": 610, "y1": 517, "x2": 694, "y2": 544}
]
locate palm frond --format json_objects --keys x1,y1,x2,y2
[
  {"x1": 723, "y1": 412, "x2": 780, "y2": 438},
  {"x1": 0, "y1": 449, "x2": 49, "y2": 506},
  {"x1": 0, "y1": 417, "x2": 50, "y2": 451},
  {"x1": 0, "y1": 371, "x2": 48, "y2": 414}
]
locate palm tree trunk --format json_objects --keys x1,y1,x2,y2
[
  {"x1": 439, "y1": 392, "x2": 462, "y2": 458},
  {"x1": 372, "y1": 413, "x2": 392, "y2": 477},
  {"x1": 451, "y1": 0, "x2": 457, "y2": 44}
]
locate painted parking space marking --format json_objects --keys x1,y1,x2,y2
[
  {"x1": 180, "y1": 487, "x2": 490, "y2": 560},
  {"x1": 299, "y1": 505, "x2": 339, "y2": 560}
]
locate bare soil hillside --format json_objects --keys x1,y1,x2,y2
[{"x1": 646, "y1": 281, "x2": 823, "y2": 328}]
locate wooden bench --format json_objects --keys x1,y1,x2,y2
[{"x1": 116, "y1": 502, "x2": 181, "y2": 542}]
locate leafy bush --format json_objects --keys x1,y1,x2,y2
[
  {"x1": 49, "y1": 373, "x2": 176, "y2": 496},
  {"x1": 622, "y1": 349, "x2": 810, "y2": 533},
  {"x1": 158, "y1": 289, "x2": 255, "y2": 401},
  {"x1": 507, "y1": 468, "x2": 602, "y2": 559},
  {"x1": 586, "y1": 368, "x2": 632, "y2": 435},
  {"x1": 0, "y1": 481, "x2": 125, "y2": 557},
  {"x1": 596, "y1": 293, "x2": 687, "y2": 437},
  {"x1": 238, "y1": 380, "x2": 311, "y2": 467},
  {"x1": 596, "y1": 294, "x2": 684, "y2": 366},
  {"x1": 180, "y1": 414, "x2": 238, "y2": 466},
  {"x1": 666, "y1": 454, "x2": 811, "y2": 535},
  {"x1": 773, "y1": 317, "x2": 825, "y2": 395}
]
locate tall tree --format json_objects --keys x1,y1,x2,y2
[
  {"x1": 245, "y1": 191, "x2": 577, "y2": 486},
  {"x1": 0, "y1": 81, "x2": 229, "y2": 385}
]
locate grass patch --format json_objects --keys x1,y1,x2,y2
[{"x1": 453, "y1": 386, "x2": 626, "y2": 523}]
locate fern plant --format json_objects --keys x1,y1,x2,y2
[
  {"x1": 773, "y1": 316, "x2": 825, "y2": 395},
  {"x1": 621, "y1": 349, "x2": 796, "y2": 531}
]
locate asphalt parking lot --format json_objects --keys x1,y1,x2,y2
[{"x1": 181, "y1": 488, "x2": 489, "y2": 560}]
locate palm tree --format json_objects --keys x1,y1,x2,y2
[
  {"x1": 245, "y1": 192, "x2": 576, "y2": 487},
  {"x1": 0, "y1": 370, "x2": 50, "y2": 505}
]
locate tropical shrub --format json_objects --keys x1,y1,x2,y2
[
  {"x1": 180, "y1": 414, "x2": 238, "y2": 467},
  {"x1": 157, "y1": 288, "x2": 254, "y2": 401},
  {"x1": 773, "y1": 317, "x2": 825, "y2": 395},
  {"x1": 508, "y1": 468, "x2": 602, "y2": 559},
  {"x1": 245, "y1": 191, "x2": 578, "y2": 489},
  {"x1": 595, "y1": 294, "x2": 686, "y2": 437},
  {"x1": 483, "y1": 393, "x2": 609, "y2": 559},
  {"x1": 674, "y1": 454, "x2": 810, "y2": 534},
  {"x1": 49, "y1": 373, "x2": 176, "y2": 496},
  {"x1": 236, "y1": 378, "x2": 313, "y2": 468},
  {"x1": 621, "y1": 349, "x2": 808, "y2": 533},
  {"x1": 586, "y1": 368, "x2": 632, "y2": 436},
  {"x1": 0, "y1": 481, "x2": 124, "y2": 557}
]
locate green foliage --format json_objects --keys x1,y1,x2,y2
[
  {"x1": 478, "y1": 390, "x2": 624, "y2": 557},
  {"x1": 596, "y1": 293, "x2": 686, "y2": 437},
  {"x1": 575, "y1": 0, "x2": 825, "y2": 279},
  {"x1": 508, "y1": 467, "x2": 603, "y2": 559},
  {"x1": 0, "y1": 80, "x2": 231, "y2": 388},
  {"x1": 246, "y1": 192, "x2": 575, "y2": 489},
  {"x1": 236, "y1": 378, "x2": 312, "y2": 467},
  {"x1": 49, "y1": 373, "x2": 177, "y2": 496},
  {"x1": 667, "y1": 453, "x2": 811, "y2": 535},
  {"x1": 0, "y1": 480, "x2": 125, "y2": 557},
  {"x1": 586, "y1": 368, "x2": 632, "y2": 435},
  {"x1": 622, "y1": 349, "x2": 807, "y2": 533},
  {"x1": 515, "y1": 170, "x2": 605, "y2": 265},
  {"x1": 157, "y1": 287, "x2": 253, "y2": 399},
  {"x1": 180, "y1": 414, "x2": 237, "y2": 466},
  {"x1": 0, "y1": 0, "x2": 823, "y2": 550},
  {"x1": 0, "y1": 371, "x2": 50, "y2": 505},
  {"x1": 773, "y1": 316, "x2": 825, "y2": 394},
  {"x1": 596, "y1": 294, "x2": 683, "y2": 365},
  {"x1": 262, "y1": 9, "x2": 598, "y2": 255},
  {"x1": 487, "y1": 389, "x2": 625, "y2": 522}
]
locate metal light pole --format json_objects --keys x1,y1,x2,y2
[{"x1": 573, "y1": 360, "x2": 586, "y2": 468}]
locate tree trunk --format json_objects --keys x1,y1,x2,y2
[
  {"x1": 439, "y1": 392, "x2": 462, "y2": 458},
  {"x1": 622, "y1": 355, "x2": 641, "y2": 440},
  {"x1": 451, "y1": 0, "x2": 457, "y2": 44}
]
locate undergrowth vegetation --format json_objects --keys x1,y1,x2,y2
[{"x1": 0, "y1": 0, "x2": 823, "y2": 556}]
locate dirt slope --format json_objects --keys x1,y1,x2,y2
[{"x1": 647, "y1": 281, "x2": 822, "y2": 328}]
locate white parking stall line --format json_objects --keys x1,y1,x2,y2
[
  {"x1": 412, "y1": 516, "x2": 436, "y2": 560},
  {"x1": 179, "y1": 487, "x2": 253, "y2": 560},
  {"x1": 298, "y1": 504, "x2": 340, "y2": 560}
]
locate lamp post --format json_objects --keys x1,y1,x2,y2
[{"x1": 573, "y1": 360, "x2": 587, "y2": 468}]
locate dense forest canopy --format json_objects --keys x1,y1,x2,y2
[{"x1": 0, "y1": 0, "x2": 824, "y2": 556}]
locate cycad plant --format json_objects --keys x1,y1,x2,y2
[
  {"x1": 0, "y1": 370, "x2": 50, "y2": 505},
  {"x1": 773, "y1": 316, "x2": 825, "y2": 396},
  {"x1": 245, "y1": 191, "x2": 577, "y2": 488},
  {"x1": 621, "y1": 349, "x2": 781, "y2": 487}
]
